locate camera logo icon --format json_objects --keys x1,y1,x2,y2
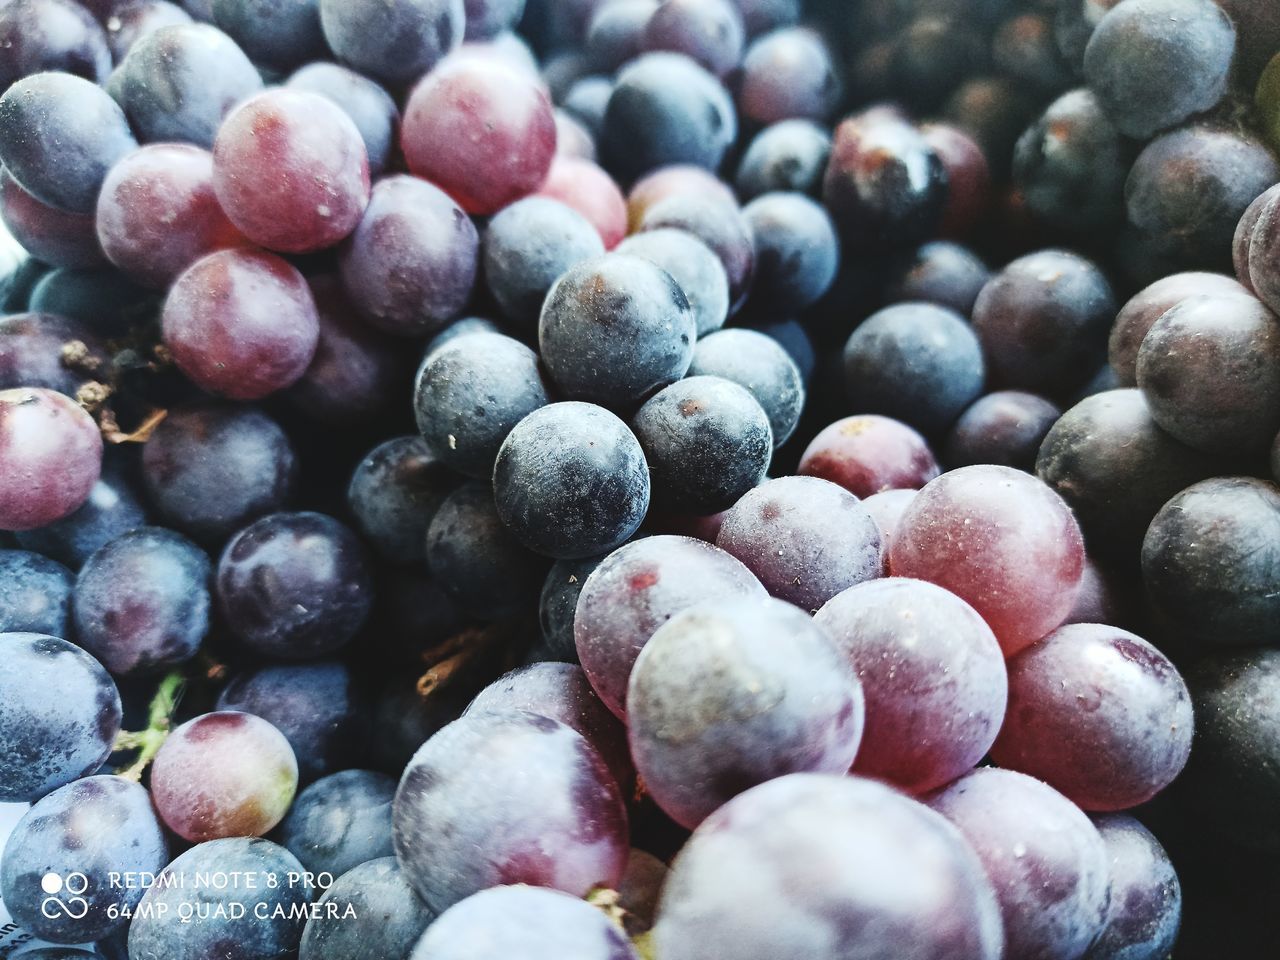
[{"x1": 40, "y1": 871, "x2": 90, "y2": 920}]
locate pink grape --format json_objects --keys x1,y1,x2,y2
[
  {"x1": 537, "y1": 156, "x2": 628, "y2": 249},
  {"x1": 798, "y1": 414, "x2": 940, "y2": 499},
  {"x1": 0, "y1": 387, "x2": 102, "y2": 531}
]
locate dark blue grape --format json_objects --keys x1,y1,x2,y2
[
  {"x1": 742, "y1": 192, "x2": 839, "y2": 314},
  {"x1": 0, "y1": 0, "x2": 111, "y2": 90},
  {"x1": 217, "y1": 661, "x2": 371, "y2": 786},
  {"x1": 601, "y1": 52, "x2": 737, "y2": 184},
  {"x1": 286, "y1": 63, "x2": 400, "y2": 177},
  {"x1": 425, "y1": 482, "x2": 549, "y2": 618},
  {"x1": 0, "y1": 72, "x2": 136, "y2": 214},
  {"x1": 72, "y1": 526, "x2": 209, "y2": 677},
  {"x1": 493, "y1": 402, "x2": 651, "y2": 560},
  {"x1": 423, "y1": 316, "x2": 501, "y2": 356},
  {"x1": 210, "y1": 0, "x2": 325, "y2": 70},
  {"x1": 755, "y1": 318, "x2": 814, "y2": 383},
  {"x1": 127, "y1": 838, "x2": 311, "y2": 960},
  {"x1": 299, "y1": 858, "x2": 435, "y2": 960},
  {"x1": 347, "y1": 436, "x2": 457, "y2": 565},
  {"x1": 0, "y1": 632, "x2": 120, "y2": 803},
  {"x1": 0, "y1": 548, "x2": 72, "y2": 637},
  {"x1": 586, "y1": 1, "x2": 656, "y2": 73},
  {"x1": 279, "y1": 770, "x2": 395, "y2": 879},
  {"x1": 735, "y1": 119, "x2": 830, "y2": 202},
  {"x1": 632, "y1": 376, "x2": 771, "y2": 514},
  {"x1": 24, "y1": 267, "x2": 149, "y2": 337},
  {"x1": 884, "y1": 241, "x2": 991, "y2": 317},
  {"x1": 483, "y1": 197, "x2": 604, "y2": 327},
  {"x1": 561, "y1": 75, "x2": 612, "y2": 139},
  {"x1": 104, "y1": 0, "x2": 193, "y2": 59},
  {"x1": 217, "y1": 511, "x2": 372, "y2": 660},
  {"x1": 318, "y1": 0, "x2": 462, "y2": 87},
  {"x1": 946, "y1": 390, "x2": 1061, "y2": 472},
  {"x1": 688, "y1": 328, "x2": 804, "y2": 448},
  {"x1": 539, "y1": 254, "x2": 694, "y2": 411},
  {"x1": 614, "y1": 229, "x2": 729, "y2": 337},
  {"x1": 843, "y1": 302, "x2": 985, "y2": 436},
  {"x1": 464, "y1": 0, "x2": 525, "y2": 40},
  {"x1": 113, "y1": 24, "x2": 262, "y2": 147},
  {"x1": 410, "y1": 885, "x2": 639, "y2": 960},
  {"x1": 534, "y1": 555, "x2": 605, "y2": 664},
  {"x1": 1083, "y1": 0, "x2": 1234, "y2": 139},
  {"x1": 392, "y1": 710, "x2": 628, "y2": 912},
  {"x1": 0, "y1": 776, "x2": 166, "y2": 944}
]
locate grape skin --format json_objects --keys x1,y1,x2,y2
[
  {"x1": 0, "y1": 548, "x2": 72, "y2": 636},
  {"x1": 799, "y1": 414, "x2": 940, "y2": 499},
  {"x1": 346, "y1": 436, "x2": 457, "y2": 565},
  {"x1": 318, "y1": 0, "x2": 463, "y2": 87},
  {"x1": 279, "y1": 770, "x2": 395, "y2": 879},
  {"x1": 1084, "y1": 815, "x2": 1181, "y2": 960},
  {"x1": 0, "y1": 387, "x2": 103, "y2": 532},
  {"x1": 0, "y1": 169, "x2": 104, "y2": 270},
  {"x1": 299, "y1": 858, "x2": 435, "y2": 960},
  {"x1": 17, "y1": 453, "x2": 147, "y2": 569}
]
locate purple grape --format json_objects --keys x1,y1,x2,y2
[
  {"x1": 644, "y1": 0, "x2": 744, "y2": 78},
  {"x1": 636, "y1": 192, "x2": 755, "y2": 315},
  {"x1": 279, "y1": 769, "x2": 395, "y2": 879},
  {"x1": 618, "y1": 849, "x2": 667, "y2": 933},
  {"x1": 0, "y1": 312, "x2": 106, "y2": 397},
  {"x1": 347, "y1": 436, "x2": 456, "y2": 565},
  {"x1": 742, "y1": 191, "x2": 839, "y2": 314},
  {"x1": 103, "y1": 0, "x2": 192, "y2": 59},
  {"x1": 0, "y1": 387, "x2": 102, "y2": 532},
  {"x1": 587, "y1": 1, "x2": 658, "y2": 73},
  {"x1": 884, "y1": 240, "x2": 991, "y2": 317},
  {"x1": 318, "y1": 0, "x2": 463, "y2": 87},
  {"x1": 535, "y1": 555, "x2": 603, "y2": 664},
  {"x1": 0, "y1": 0, "x2": 111, "y2": 89},
  {"x1": 716, "y1": 476, "x2": 883, "y2": 613},
  {"x1": 210, "y1": 0, "x2": 325, "y2": 70},
  {"x1": 735, "y1": 119, "x2": 831, "y2": 201},
  {"x1": 464, "y1": 0, "x2": 525, "y2": 39},
  {"x1": 0, "y1": 169, "x2": 104, "y2": 270},
  {"x1": 947, "y1": 390, "x2": 1061, "y2": 473},
  {"x1": 0, "y1": 548, "x2": 72, "y2": 637},
  {"x1": 737, "y1": 26, "x2": 840, "y2": 125},
  {"x1": 615, "y1": 229, "x2": 729, "y2": 337},
  {"x1": 1084, "y1": 815, "x2": 1181, "y2": 960},
  {"x1": 299, "y1": 858, "x2": 435, "y2": 960},
  {"x1": 654, "y1": 774, "x2": 1004, "y2": 960},
  {"x1": 688, "y1": 328, "x2": 804, "y2": 447},
  {"x1": 286, "y1": 63, "x2": 399, "y2": 178},
  {"x1": 392, "y1": 709, "x2": 629, "y2": 912}
]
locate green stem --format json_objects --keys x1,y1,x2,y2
[
  {"x1": 632, "y1": 930, "x2": 656, "y2": 960},
  {"x1": 114, "y1": 670, "x2": 186, "y2": 783}
]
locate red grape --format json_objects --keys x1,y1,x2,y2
[
  {"x1": 0, "y1": 168, "x2": 103, "y2": 269},
  {"x1": 212, "y1": 88, "x2": 370, "y2": 254},
  {"x1": 861, "y1": 488, "x2": 917, "y2": 564},
  {"x1": 161, "y1": 248, "x2": 319, "y2": 400},
  {"x1": 0, "y1": 387, "x2": 102, "y2": 531},
  {"x1": 798, "y1": 414, "x2": 940, "y2": 499},
  {"x1": 890, "y1": 465, "x2": 1085, "y2": 656}
]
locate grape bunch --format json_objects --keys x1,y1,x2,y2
[{"x1": 0, "y1": 0, "x2": 1277, "y2": 957}]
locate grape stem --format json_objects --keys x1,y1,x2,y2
[{"x1": 114, "y1": 670, "x2": 187, "y2": 783}]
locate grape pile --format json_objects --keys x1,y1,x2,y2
[{"x1": 0, "y1": 0, "x2": 1277, "y2": 958}]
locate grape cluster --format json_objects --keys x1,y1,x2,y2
[{"x1": 0, "y1": 0, "x2": 1277, "y2": 957}]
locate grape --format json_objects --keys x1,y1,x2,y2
[
  {"x1": 971, "y1": 249, "x2": 1115, "y2": 401},
  {"x1": 1241, "y1": 185, "x2": 1280, "y2": 317},
  {"x1": 574, "y1": 534, "x2": 764, "y2": 719},
  {"x1": 468, "y1": 661, "x2": 633, "y2": 792},
  {"x1": 1136, "y1": 292, "x2": 1280, "y2": 456},
  {"x1": 286, "y1": 63, "x2": 400, "y2": 178},
  {"x1": 464, "y1": 0, "x2": 525, "y2": 40},
  {"x1": 636, "y1": 193, "x2": 755, "y2": 314},
  {"x1": 338, "y1": 175, "x2": 479, "y2": 338},
  {"x1": 95, "y1": 142, "x2": 246, "y2": 289},
  {"x1": 601, "y1": 52, "x2": 737, "y2": 184},
  {"x1": 920, "y1": 122, "x2": 991, "y2": 238},
  {"x1": 632, "y1": 376, "x2": 772, "y2": 514},
  {"x1": 16, "y1": 453, "x2": 147, "y2": 568},
  {"x1": 1107, "y1": 271, "x2": 1250, "y2": 386},
  {"x1": 0, "y1": 632, "x2": 120, "y2": 803},
  {"x1": 409, "y1": 884, "x2": 639, "y2": 960},
  {"x1": 1236, "y1": 183, "x2": 1280, "y2": 293},
  {"x1": 1183, "y1": 650, "x2": 1280, "y2": 851},
  {"x1": 0, "y1": 312, "x2": 105, "y2": 397},
  {"x1": 140, "y1": 403, "x2": 295, "y2": 543},
  {"x1": 798, "y1": 414, "x2": 940, "y2": 499},
  {"x1": 425, "y1": 482, "x2": 550, "y2": 617},
  {"x1": 626, "y1": 162, "x2": 737, "y2": 231},
  {"x1": 844, "y1": 303, "x2": 985, "y2": 436},
  {"x1": 742, "y1": 192, "x2": 838, "y2": 314},
  {"x1": 943, "y1": 76, "x2": 1040, "y2": 181},
  {"x1": 562, "y1": 75, "x2": 611, "y2": 137},
  {"x1": 151, "y1": 711, "x2": 297, "y2": 842},
  {"x1": 217, "y1": 660, "x2": 371, "y2": 785},
  {"x1": 884, "y1": 241, "x2": 990, "y2": 317},
  {"x1": 814, "y1": 577, "x2": 1007, "y2": 794},
  {"x1": 993, "y1": 11, "x2": 1072, "y2": 90},
  {"x1": 1083, "y1": 0, "x2": 1234, "y2": 139},
  {"x1": 539, "y1": 255, "x2": 694, "y2": 411},
  {"x1": 0, "y1": 549, "x2": 71, "y2": 637},
  {"x1": 537, "y1": 156, "x2": 628, "y2": 249},
  {"x1": 628, "y1": 596, "x2": 862, "y2": 828},
  {"x1": 1141, "y1": 477, "x2": 1280, "y2": 650},
  {"x1": 286, "y1": 275, "x2": 413, "y2": 426},
  {"x1": 0, "y1": 0, "x2": 111, "y2": 89},
  {"x1": 861, "y1": 488, "x2": 916, "y2": 562},
  {"x1": 644, "y1": 0, "x2": 743, "y2": 78},
  {"x1": 161, "y1": 249, "x2": 319, "y2": 401},
  {"x1": 734, "y1": 119, "x2": 831, "y2": 201},
  {"x1": 587, "y1": 1, "x2": 658, "y2": 73},
  {"x1": 0, "y1": 387, "x2": 102, "y2": 532},
  {"x1": 654, "y1": 774, "x2": 1003, "y2": 960},
  {"x1": 738, "y1": 26, "x2": 839, "y2": 125},
  {"x1": 992, "y1": 623, "x2": 1192, "y2": 811},
  {"x1": 687, "y1": 329, "x2": 803, "y2": 447},
  {"x1": 1036, "y1": 389, "x2": 1217, "y2": 556},
  {"x1": 483, "y1": 198, "x2": 605, "y2": 327},
  {"x1": 733, "y1": 0, "x2": 797, "y2": 36},
  {"x1": 402, "y1": 55, "x2": 555, "y2": 216},
  {"x1": 103, "y1": 0, "x2": 192, "y2": 59},
  {"x1": 822, "y1": 112, "x2": 947, "y2": 253},
  {"x1": 113, "y1": 23, "x2": 262, "y2": 147},
  {"x1": 299, "y1": 858, "x2": 435, "y2": 960},
  {"x1": 279, "y1": 770, "x2": 395, "y2": 878},
  {"x1": 536, "y1": 556, "x2": 603, "y2": 664},
  {"x1": 0, "y1": 169, "x2": 104, "y2": 270},
  {"x1": 71, "y1": 527, "x2": 209, "y2": 677},
  {"x1": 1084, "y1": 815, "x2": 1181, "y2": 960},
  {"x1": 947, "y1": 390, "x2": 1061, "y2": 472},
  {"x1": 210, "y1": 0, "x2": 325, "y2": 70},
  {"x1": 1012, "y1": 88, "x2": 1130, "y2": 234},
  {"x1": 318, "y1": 0, "x2": 462, "y2": 87},
  {"x1": 127, "y1": 838, "x2": 311, "y2": 960},
  {"x1": 0, "y1": 72, "x2": 135, "y2": 215},
  {"x1": 0, "y1": 776, "x2": 166, "y2": 944},
  {"x1": 716, "y1": 476, "x2": 883, "y2": 612},
  {"x1": 392, "y1": 709, "x2": 629, "y2": 912},
  {"x1": 25, "y1": 265, "x2": 147, "y2": 336},
  {"x1": 217, "y1": 511, "x2": 372, "y2": 660},
  {"x1": 889, "y1": 16, "x2": 985, "y2": 113},
  {"x1": 616, "y1": 230, "x2": 729, "y2": 337},
  {"x1": 212, "y1": 89, "x2": 369, "y2": 254},
  {"x1": 347, "y1": 437, "x2": 456, "y2": 565},
  {"x1": 890, "y1": 465, "x2": 1085, "y2": 656},
  {"x1": 926, "y1": 768, "x2": 1110, "y2": 960}
]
